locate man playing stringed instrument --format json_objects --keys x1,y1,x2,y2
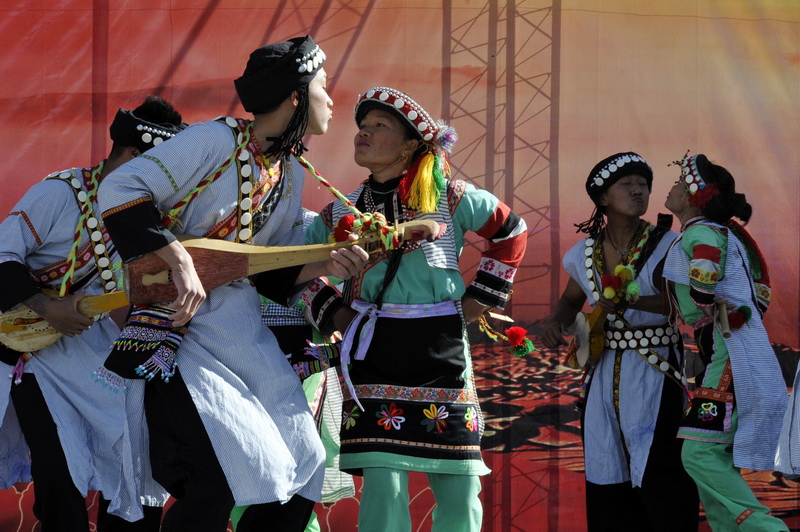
[
  {"x1": 541, "y1": 152, "x2": 699, "y2": 531},
  {"x1": 97, "y1": 37, "x2": 369, "y2": 532},
  {"x1": 0, "y1": 96, "x2": 185, "y2": 530}
]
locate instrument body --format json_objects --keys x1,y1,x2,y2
[
  {"x1": 0, "y1": 291, "x2": 129, "y2": 353},
  {"x1": 565, "y1": 306, "x2": 607, "y2": 369},
  {"x1": 1, "y1": 220, "x2": 440, "y2": 352}
]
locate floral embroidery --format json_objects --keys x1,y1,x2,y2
[
  {"x1": 698, "y1": 402, "x2": 718, "y2": 422},
  {"x1": 343, "y1": 404, "x2": 360, "y2": 430},
  {"x1": 421, "y1": 404, "x2": 449, "y2": 433},
  {"x1": 376, "y1": 402, "x2": 405, "y2": 431},
  {"x1": 347, "y1": 383, "x2": 475, "y2": 404},
  {"x1": 689, "y1": 266, "x2": 718, "y2": 284},
  {"x1": 465, "y1": 407, "x2": 479, "y2": 432}
]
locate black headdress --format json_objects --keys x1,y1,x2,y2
[
  {"x1": 108, "y1": 108, "x2": 185, "y2": 154},
  {"x1": 234, "y1": 35, "x2": 326, "y2": 114}
]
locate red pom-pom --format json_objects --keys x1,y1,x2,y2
[
  {"x1": 505, "y1": 326, "x2": 528, "y2": 347},
  {"x1": 601, "y1": 274, "x2": 613, "y2": 287},
  {"x1": 610, "y1": 276, "x2": 622, "y2": 290},
  {"x1": 333, "y1": 214, "x2": 356, "y2": 242},
  {"x1": 727, "y1": 311, "x2": 746, "y2": 330}
]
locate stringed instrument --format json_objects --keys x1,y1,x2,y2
[
  {"x1": 0, "y1": 220, "x2": 440, "y2": 352},
  {"x1": 0, "y1": 291, "x2": 130, "y2": 353},
  {"x1": 565, "y1": 306, "x2": 607, "y2": 369},
  {"x1": 124, "y1": 219, "x2": 441, "y2": 305}
]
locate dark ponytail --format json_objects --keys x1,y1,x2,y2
[{"x1": 695, "y1": 156, "x2": 752, "y2": 225}]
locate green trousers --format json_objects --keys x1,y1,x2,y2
[
  {"x1": 682, "y1": 440, "x2": 788, "y2": 531},
  {"x1": 359, "y1": 467, "x2": 483, "y2": 532}
]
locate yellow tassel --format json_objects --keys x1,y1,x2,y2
[{"x1": 408, "y1": 153, "x2": 439, "y2": 213}]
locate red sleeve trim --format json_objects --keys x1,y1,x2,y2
[{"x1": 692, "y1": 243, "x2": 721, "y2": 263}]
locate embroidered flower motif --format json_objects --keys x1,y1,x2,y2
[
  {"x1": 483, "y1": 261, "x2": 495, "y2": 272},
  {"x1": 384, "y1": 385, "x2": 400, "y2": 399},
  {"x1": 465, "y1": 407, "x2": 479, "y2": 432},
  {"x1": 421, "y1": 404, "x2": 449, "y2": 433},
  {"x1": 376, "y1": 402, "x2": 405, "y2": 430},
  {"x1": 698, "y1": 402, "x2": 718, "y2": 422},
  {"x1": 343, "y1": 404, "x2": 360, "y2": 430}
]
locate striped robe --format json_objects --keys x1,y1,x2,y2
[
  {"x1": 663, "y1": 218, "x2": 787, "y2": 471},
  {"x1": 98, "y1": 119, "x2": 325, "y2": 505},
  {"x1": 0, "y1": 172, "x2": 166, "y2": 520},
  {"x1": 563, "y1": 227, "x2": 681, "y2": 487}
]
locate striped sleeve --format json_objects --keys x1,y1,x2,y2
[
  {"x1": 0, "y1": 180, "x2": 76, "y2": 308},
  {"x1": 682, "y1": 226, "x2": 726, "y2": 308},
  {"x1": 457, "y1": 186, "x2": 527, "y2": 309},
  {"x1": 98, "y1": 121, "x2": 237, "y2": 256}
]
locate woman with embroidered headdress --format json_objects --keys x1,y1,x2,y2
[
  {"x1": 97, "y1": 37, "x2": 368, "y2": 532},
  {"x1": 302, "y1": 87, "x2": 527, "y2": 531},
  {"x1": 662, "y1": 153, "x2": 788, "y2": 531},
  {"x1": 541, "y1": 153, "x2": 699, "y2": 531}
]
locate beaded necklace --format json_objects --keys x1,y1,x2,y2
[
  {"x1": 239, "y1": 121, "x2": 282, "y2": 242},
  {"x1": 584, "y1": 220, "x2": 651, "y2": 303},
  {"x1": 363, "y1": 181, "x2": 410, "y2": 224}
]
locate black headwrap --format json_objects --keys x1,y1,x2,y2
[
  {"x1": 575, "y1": 151, "x2": 653, "y2": 237},
  {"x1": 234, "y1": 35, "x2": 326, "y2": 114},
  {"x1": 108, "y1": 108, "x2": 185, "y2": 154}
]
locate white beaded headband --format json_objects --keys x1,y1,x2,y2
[
  {"x1": 135, "y1": 122, "x2": 180, "y2": 147},
  {"x1": 589, "y1": 153, "x2": 648, "y2": 188},
  {"x1": 296, "y1": 45, "x2": 326, "y2": 74}
]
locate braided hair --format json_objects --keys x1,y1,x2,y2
[{"x1": 263, "y1": 85, "x2": 311, "y2": 160}]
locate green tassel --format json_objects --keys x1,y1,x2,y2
[
  {"x1": 739, "y1": 305, "x2": 752, "y2": 321},
  {"x1": 510, "y1": 339, "x2": 536, "y2": 357}
]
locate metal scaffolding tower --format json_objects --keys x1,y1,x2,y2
[
  {"x1": 442, "y1": 2, "x2": 563, "y2": 530},
  {"x1": 442, "y1": 0, "x2": 562, "y2": 321}
]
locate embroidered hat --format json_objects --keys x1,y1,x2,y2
[
  {"x1": 673, "y1": 152, "x2": 720, "y2": 209},
  {"x1": 354, "y1": 87, "x2": 457, "y2": 153},
  {"x1": 109, "y1": 96, "x2": 186, "y2": 154},
  {"x1": 235, "y1": 35, "x2": 326, "y2": 114},
  {"x1": 675, "y1": 153, "x2": 709, "y2": 193}
]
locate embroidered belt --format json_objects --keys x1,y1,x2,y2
[{"x1": 603, "y1": 325, "x2": 680, "y2": 350}]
